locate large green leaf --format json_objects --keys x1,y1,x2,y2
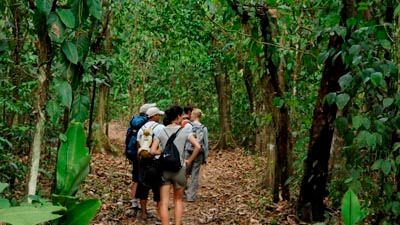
[
  {"x1": 60, "y1": 199, "x2": 101, "y2": 225},
  {"x1": 326, "y1": 93, "x2": 337, "y2": 105},
  {"x1": 71, "y1": 94, "x2": 90, "y2": 122},
  {"x1": 87, "y1": 0, "x2": 103, "y2": 20},
  {"x1": 382, "y1": 160, "x2": 391, "y2": 175},
  {"x1": 76, "y1": 34, "x2": 90, "y2": 62},
  {"x1": 55, "y1": 80, "x2": 72, "y2": 108},
  {"x1": 341, "y1": 189, "x2": 361, "y2": 225},
  {"x1": 37, "y1": 0, "x2": 53, "y2": 16},
  {"x1": 46, "y1": 100, "x2": 62, "y2": 124},
  {"x1": 336, "y1": 93, "x2": 350, "y2": 110},
  {"x1": 47, "y1": 13, "x2": 65, "y2": 43},
  {"x1": 57, "y1": 9, "x2": 76, "y2": 29},
  {"x1": 383, "y1": 98, "x2": 394, "y2": 109},
  {"x1": 55, "y1": 122, "x2": 90, "y2": 196},
  {"x1": 62, "y1": 41, "x2": 79, "y2": 65},
  {"x1": 371, "y1": 72, "x2": 383, "y2": 86},
  {"x1": 0, "y1": 199, "x2": 10, "y2": 209},
  {"x1": 0, "y1": 205, "x2": 64, "y2": 225},
  {"x1": 0, "y1": 183, "x2": 8, "y2": 194},
  {"x1": 338, "y1": 74, "x2": 353, "y2": 90}
]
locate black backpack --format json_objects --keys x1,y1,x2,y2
[{"x1": 160, "y1": 128, "x2": 182, "y2": 172}]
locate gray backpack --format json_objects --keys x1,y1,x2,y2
[{"x1": 185, "y1": 122, "x2": 206, "y2": 152}]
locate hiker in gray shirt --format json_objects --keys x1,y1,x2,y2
[
  {"x1": 150, "y1": 106, "x2": 201, "y2": 225},
  {"x1": 184, "y1": 108, "x2": 209, "y2": 202}
]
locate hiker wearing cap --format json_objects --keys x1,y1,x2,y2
[
  {"x1": 135, "y1": 107, "x2": 165, "y2": 222},
  {"x1": 184, "y1": 108, "x2": 209, "y2": 202},
  {"x1": 125, "y1": 103, "x2": 156, "y2": 213},
  {"x1": 150, "y1": 106, "x2": 202, "y2": 225}
]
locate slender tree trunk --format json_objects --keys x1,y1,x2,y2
[
  {"x1": 26, "y1": 9, "x2": 53, "y2": 200},
  {"x1": 97, "y1": 84, "x2": 107, "y2": 131},
  {"x1": 259, "y1": 13, "x2": 291, "y2": 202},
  {"x1": 292, "y1": 44, "x2": 303, "y2": 96},
  {"x1": 87, "y1": 80, "x2": 96, "y2": 151},
  {"x1": 128, "y1": 80, "x2": 134, "y2": 116},
  {"x1": 214, "y1": 74, "x2": 227, "y2": 149},
  {"x1": 297, "y1": 0, "x2": 356, "y2": 221},
  {"x1": 214, "y1": 69, "x2": 234, "y2": 150},
  {"x1": 8, "y1": 0, "x2": 23, "y2": 126}
]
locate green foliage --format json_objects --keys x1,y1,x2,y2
[
  {"x1": 60, "y1": 199, "x2": 101, "y2": 225},
  {"x1": 55, "y1": 80, "x2": 73, "y2": 108},
  {"x1": 0, "y1": 205, "x2": 65, "y2": 225},
  {"x1": 62, "y1": 41, "x2": 79, "y2": 65},
  {"x1": 87, "y1": 0, "x2": 102, "y2": 20},
  {"x1": 47, "y1": 13, "x2": 65, "y2": 43},
  {"x1": 36, "y1": 0, "x2": 53, "y2": 17},
  {"x1": 57, "y1": 9, "x2": 76, "y2": 29},
  {"x1": 0, "y1": 183, "x2": 8, "y2": 194},
  {"x1": 71, "y1": 94, "x2": 90, "y2": 122},
  {"x1": 55, "y1": 122, "x2": 90, "y2": 196},
  {"x1": 341, "y1": 189, "x2": 362, "y2": 225}
]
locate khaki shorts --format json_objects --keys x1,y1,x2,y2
[{"x1": 162, "y1": 167, "x2": 186, "y2": 189}]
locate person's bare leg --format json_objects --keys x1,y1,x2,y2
[
  {"x1": 156, "y1": 202, "x2": 161, "y2": 219},
  {"x1": 131, "y1": 182, "x2": 139, "y2": 209},
  {"x1": 131, "y1": 182, "x2": 138, "y2": 198},
  {"x1": 173, "y1": 188, "x2": 184, "y2": 225},
  {"x1": 140, "y1": 199, "x2": 147, "y2": 219},
  {"x1": 160, "y1": 185, "x2": 170, "y2": 225}
]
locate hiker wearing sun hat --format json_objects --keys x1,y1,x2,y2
[
  {"x1": 135, "y1": 106, "x2": 165, "y2": 222},
  {"x1": 125, "y1": 103, "x2": 157, "y2": 215}
]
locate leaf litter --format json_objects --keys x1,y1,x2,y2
[{"x1": 79, "y1": 122, "x2": 302, "y2": 224}]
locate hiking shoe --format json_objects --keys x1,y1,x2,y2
[
  {"x1": 145, "y1": 212, "x2": 156, "y2": 219},
  {"x1": 186, "y1": 198, "x2": 195, "y2": 202},
  {"x1": 137, "y1": 216, "x2": 147, "y2": 224},
  {"x1": 155, "y1": 220, "x2": 173, "y2": 225}
]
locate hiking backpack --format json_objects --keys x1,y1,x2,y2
[
  {"x1": 185, "y1": 122, "x2": 206, "y2": 152},
  {"x1": 160, "y1": 128, "x2": 182, "y2": 172},
  {"x1": 138, "y1": 123, "x2": 159, "y2": 159},
  {"x1": 125, "y1": 115, "x2": 147, "y2": 161}
]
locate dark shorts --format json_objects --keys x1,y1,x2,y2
[
  {"x1": 136, "y1": 158, "x2": 161, "y2": 202},
  {"x1": 131, "y1": 155, "x2": 139, "y2": 182},
  {"x1": 135, "y1": 182, "x2": 160, "y2": 202}
]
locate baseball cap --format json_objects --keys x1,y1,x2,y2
[
  {"x1": 146, "y1": 107, "x2": 165, "y2": 117},
  {"x1": 139, "y1": 103, "x2": 156, "y2": 114}
]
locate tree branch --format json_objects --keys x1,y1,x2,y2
[{"x1": 205, "y1": 15, "x2": 316, "y2": 58}]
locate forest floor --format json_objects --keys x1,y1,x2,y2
[{"x1": 80, "y1": 121, "x2": 301, "y2": 225}]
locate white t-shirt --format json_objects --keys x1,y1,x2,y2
[
  {"x1": 137, "y1": 121, "x2": 164, "y2": 159},
  {"x1": 136, "y1": 121, "x2": 165, "y2": 141}
]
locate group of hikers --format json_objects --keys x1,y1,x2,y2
[{"x1": 125, "y1": 103, "x2": 209, "y2": 225}]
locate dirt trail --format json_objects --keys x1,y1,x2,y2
[{"x1": 81, "y1": 121, "x2": 291, "y2": 225}]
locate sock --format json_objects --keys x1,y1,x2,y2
[{"x1": 131, "y1": 198, "x2": 139, "y2": 208}]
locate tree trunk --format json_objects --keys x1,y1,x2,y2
[
  {"x1": 214, "y1": 71, "x2": 234, "y2": 150},
  {"x1": 8, "y1": 0, "x2": 23, "y2": 127},
  {"x1": 259, "y1": 13, "x2": 291, "y2": 202},
  {"x1": 87, "y1": 79, "x2": 96, "y2": 151},
  {"x1": 292, "y1": 44, "x2": 303, "y2": 96},
  {"x1": 92, "y1": 83, "x2": 116, "y2": 154},
  {"x1": 297, "y1": 0, "x2": 356, "y2": 221},
  {"x1": 257, "y1": 73, "x2": 276, "y2": 189},
  {"x1": 26, "y1": 10, "x2": 53, "y2": 201}
]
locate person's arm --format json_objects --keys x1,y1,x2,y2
[
  {"x1": 204, "y1": 127, "x2": 209, "y2": 153},
  {"x1": 150, "y1": 138, "x2": 162, "y2": 155},
  {"x1": 185, "y1": 134, "x2": 201, "y2": 166}
]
